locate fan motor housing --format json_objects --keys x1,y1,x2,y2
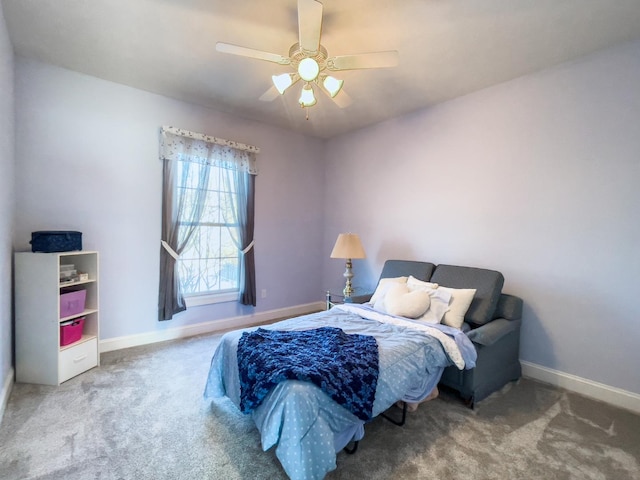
[{"x1": 289, "y1": 43, "x2": 328, "y2": 71}]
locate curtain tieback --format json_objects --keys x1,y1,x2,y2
[
  {"x1": 161, "y1": 240, "x2": 180, "y2": 261},
  {"x1": 241, "y1": 240, "x2": 255, "y2": 255}
]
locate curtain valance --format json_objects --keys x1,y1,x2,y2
[{"x1": 160, "y1": 126, "x2": 259, "y2": 175}]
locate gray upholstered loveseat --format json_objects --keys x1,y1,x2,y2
[{"x1": 372, "y1": 259, "x2": 523, "y2": 407}]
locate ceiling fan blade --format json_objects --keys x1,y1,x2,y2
[
  {"x1": 331, "y1": 90, "x2": 352, "y2": 108},
  {"x1": 259, "y1": 86, "x2": 280, "y2": 102},
  {"x1": 298, "y1": 0, "x2": 323, "y2": 53},
  {"x1": 327, "y1": 51, "x2": 399, "y2": 71},
  {"x1": 317, "y1": 83, "x2": 352, "y2": 108},
  {"x1": 216, "y1": 42, "x2": 290, "y2": 65}
]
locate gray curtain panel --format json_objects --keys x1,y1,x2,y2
[
  {"x1": 158, "y1": 158, "x2": 210, "y2": 321},
  {"x1": 220, "y1": 160, "x2": 257, "y2": 306},
  {"x1": 241, "y1": 174, "x2": 256, "y2": 306}
]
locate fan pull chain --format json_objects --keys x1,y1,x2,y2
[{"x1": 301, "y1": 104, "x2": 310, "y2": 120}]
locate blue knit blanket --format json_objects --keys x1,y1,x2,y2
[{"x1": 237, "y1": 327, "x2": 379, "y2": 421}]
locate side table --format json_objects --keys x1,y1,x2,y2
[{"x1": 325, "y1": 291, "x2": 373, "y2": 310}]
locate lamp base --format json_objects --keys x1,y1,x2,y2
[{"x1": 342, "y1": 258, "x2": 354, "y2": 301}]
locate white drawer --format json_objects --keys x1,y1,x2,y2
[{"x1": 59, "y1": 338, "x2": 98, "y2": 383}]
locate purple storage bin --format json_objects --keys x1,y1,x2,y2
[{"x1": 60, "y1": 289, "x2": 87, "y2": 318}]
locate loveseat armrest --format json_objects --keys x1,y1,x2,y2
[
  {"x1": 467, "y1": 318, "x2": 521, "y2": 347},
  {"x1": 493, "y1": 294, "x2": 523, "y2": 321}
]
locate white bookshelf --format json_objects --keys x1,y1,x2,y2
[{"x1": 15, "y1": 251, "x2": 100, "y2": 385}]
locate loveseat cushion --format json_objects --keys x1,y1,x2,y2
[
  {"x1": 431, "y1": 265, "x2": 504, "y2": 326},
  {"x1": 379, "y1": 260, "x2": 436, "y2": 283}
]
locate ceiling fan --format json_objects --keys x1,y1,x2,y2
[{"x1": 215, "y1": 0, "x2": 399, "y2": 115}]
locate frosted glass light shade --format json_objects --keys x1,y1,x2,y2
[
  {"x1": 299, "y1": 84, "x2": 317, "y2": 107},
  {"x1": 330, "y1": 233, "x2": 366, "y2": 259},
  {"x1": 298, "y1": 57, "x2": 320, "y2": 82},
  {"x1": 323, "y1": 75, "x2": 344, "y2": 97},
  {"x1": 272, "y1": 73, "x2": 294, "y2": 94}
]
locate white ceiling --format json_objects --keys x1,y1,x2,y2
[{"x1": 3, "y1": 0, "x2": 640, "y2": 139}]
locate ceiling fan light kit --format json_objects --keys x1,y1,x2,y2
[
  {"x1": 298, "y1": 57, "x2": 320, "y2": 82},
  {"x1": 272, "y1": 73, "x2": 296, "y2": 95},
  {"x1": 215, "y1": 0, "x2": 399, "y2": 117},
  {"x1": 299, "y1": 84, "x2": 317, "y2": 107},
  {"x1": 322, "y1": 75, "x2": 343, "y2": 98}
]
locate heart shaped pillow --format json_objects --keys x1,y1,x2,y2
[{"x1": 385, "y1": 283, "x2": 431, "y2": 319}]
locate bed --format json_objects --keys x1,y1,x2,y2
[{"x1": 204, "y1": 300, "x2": 477, "y2": 480}]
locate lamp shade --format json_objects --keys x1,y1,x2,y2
[{"x1": 330, "y1": 233, "x2": 366, "y2": 259}]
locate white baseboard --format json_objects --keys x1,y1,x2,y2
[
  {"x1": 521, "y1": 361, "x2": 640, "y2": 415},
  {"x1": 0, "y1": 367, "x2": 14, "y2": 423},
  {"x1": 99, "y1": 301, "x2": 325, "y2": 353}
]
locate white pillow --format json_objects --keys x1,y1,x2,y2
[
  {"x1": 406, "y1": 276, "x2": 439, "y2": 291},
  {"x1": 438, "y1": 286, "x2": 476, "y2": 329},
  {"x1": 370, "y1": 276, "x2": 408, "y2": 312},
  {"x1": 406, "y1": 276, "x2": 451, "y2": 324},
  {"x1": 384, "y1": 283, "x2": 431, "y2": 319}
]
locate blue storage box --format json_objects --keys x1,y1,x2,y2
[{"x1": 30, "y1": 231, "x2": 82, "y2": 253}]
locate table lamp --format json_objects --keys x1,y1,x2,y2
[{"x1": 330, "y1": 233, "x2": 366, "y2": 302}]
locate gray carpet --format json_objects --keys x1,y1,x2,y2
[{"x1": 1, "y1": 332, "x2": 639, "y2": 480}]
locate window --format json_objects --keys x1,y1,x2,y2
[
  {"x1": 175, "y1": 158, "x2": 239, "y2": 304},
  {"x1": 159, "y1": 126, "x2": 258, "y2": 321}
]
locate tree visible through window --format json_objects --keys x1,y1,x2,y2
[{"x1": 176, "y1": 159, "x2": 239, "y2": 297}]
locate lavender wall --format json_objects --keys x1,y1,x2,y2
[
  {"x1": 9, "y1": 33, "x2": 640, "y2": 403},
  {"x1": 13, "y1": 58, "x2": 326, "y2": 340},
  {"x1": 0, "y1": 3, "x2": 15, "y2": 400},
  {"x1": 323, "y1": 40, "x2": 640, "y2": 396}
]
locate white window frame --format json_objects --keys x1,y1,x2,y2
[
  {"x1": 176, "y1": 159, "x2": 241, "y2": 306},
  {"x1": 184, "y1": 291, "x2": 238, "y2": 307}
]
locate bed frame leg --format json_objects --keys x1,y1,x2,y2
[
  {"x1": 381, "y1": 401, "x2": 407, "y2": 427},
  {"x1": 343, "y1": 402, "x2": 407, "y2": 455},
  {"x1": 343, "y1": 440, "x2": 359, "y2": 454},
  {"x1": 464, "y1": 395, "x2": 475, "y2": 409}
]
